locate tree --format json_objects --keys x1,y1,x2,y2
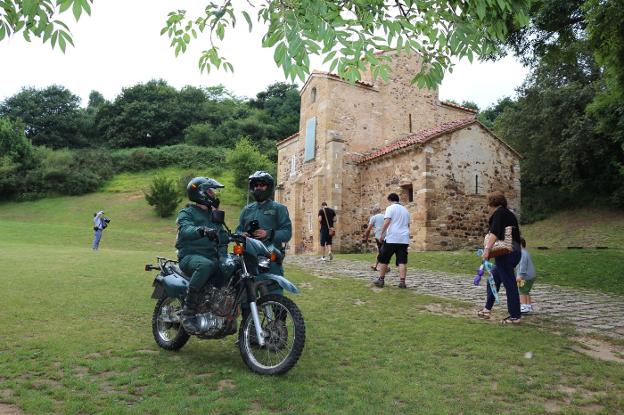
[
  {"x1": 95, "y1": 80, "x2": 197, "y2": 148},
  {"x1": 0, "y1": 0, "x2": 92, "y2": 52},
  {"x1": 144, "y1": 176, "x2": 183, "y2": 217},
  {"x1": 251, "y1": 82, "x2": 300, "y2": 140},
  {"x1": 478, "y1": 97, "x2": 516, "y2": 129},
  {"x1": 494, "y1": 0, "x2": 624, "y2": 210},
  {"x1": 225, "y1": 138, "x2": 273, "y2": 191},
  {"x1": 162, "y1": 0, "x2": 531, "y2": 88},
  {"x1": 0, "y1": 117, "x2": 35, "y2": 200},
  {"x1": 0, "y1": 85, "x2": 87, "y2": 148}
]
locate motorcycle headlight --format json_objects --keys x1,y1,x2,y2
[{"x1": 258, "y1": 256, "x2": 271, "y2": 270}]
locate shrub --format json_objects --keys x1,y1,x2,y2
[
  {"x1": 225, "y1": 137, "x2": 274, "y2": 190},
  {"x1": 144, "y1": 176, "x2": 182, "y2": 217}
]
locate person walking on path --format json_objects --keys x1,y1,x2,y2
[
  {"x1": 478, "y1": 191, "x2": 523, "y2": 324},
  {"x1": 92, "y1": 211, "x2": 108, "y2": 251},
  {"x1": 318, "y1": 202, "x2": 336, "y2": 261},
  {"x1": 517, "y1": 237, "x2": 537, "y2": 314},
  {"x1": 373, "y1": 193, "x2": 410, "y2": 288},
  {"x1": 362, "y1": 206, "x2": 385, "y2": 271}
]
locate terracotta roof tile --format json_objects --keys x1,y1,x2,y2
[
  {"x1": 276, "y1": 132, "x2": 299, "y2": 147},
  {"x1": 357, "y1": 117, "x2": 477, "y2": 164},
  {"x1": 440, "y1": 101, "x2": 478, "y2": 113},
  {"x1": 314, "y1": 71, "x2": 375, "y2": 88}
]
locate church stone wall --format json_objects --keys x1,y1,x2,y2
[
  {"x1": 424, "y1": 126, "x2": 521, "y2": 250},
  {"x1": 356, "y1": 150, "x2": 429, "y2": 251}
]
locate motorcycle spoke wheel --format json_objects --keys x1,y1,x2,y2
[
  {"x1": 152, "y1": 297, "x2": 190, "y2": 350},
  {"x1": 239, "y1": 294, "x2": 305, "y2": 375}
]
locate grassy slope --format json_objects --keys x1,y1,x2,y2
[{"x1": 0, "y1": 172, "x2": 623, "y2": 413}]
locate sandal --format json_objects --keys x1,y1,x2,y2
[
  {"x1": 501, "y1": 316, "x2": 521, "y2": 325},
  {"x1": 477, "y1": 309, "x2": 491, "y2": 319}
]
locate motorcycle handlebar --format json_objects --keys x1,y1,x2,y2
[{"x1": 228, "y1": 233, "x2": 246, "y2": 244}]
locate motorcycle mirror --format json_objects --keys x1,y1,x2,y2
[{"x1": 211, "y1": 209, "x2": 225, "y2": 224}]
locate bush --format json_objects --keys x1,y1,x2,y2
[
  {"x1": 225, "y1": 137, "x2": 274, "y2": 190},
  {"x1": 144, "y1": 176, "x2": 182, "y2": 217}
]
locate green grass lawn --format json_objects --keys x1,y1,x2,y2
[{"x1": 0, "y1": 175, "x2": 623, "y2": 413}]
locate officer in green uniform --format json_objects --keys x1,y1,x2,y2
[
  {"x1": 236, "y1": 171, "x2": 292, "y2": 285},
  {"x1": 176, "y1": 177, "x2": 228, "y2": 333}
]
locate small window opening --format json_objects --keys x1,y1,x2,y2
[
  {"x1": 311, "y1": 87, "x2": 317, "y2": 103},
  {"x1": 401, "y1": 184, "x2": 414, "y2": 203},
  {"x1": 475, "y1": 174, "x2": 479, "y2": 195},
  {"x1": 408, "y1": 113, "x2": 413, "y2": 133}
]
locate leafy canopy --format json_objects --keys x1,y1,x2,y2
[
  {"x1": 0, "y1": 0, "x2": 93, "y2": 52},
  {"x1": 162, "y1": 0, "x2": 531, "y2": 88}
]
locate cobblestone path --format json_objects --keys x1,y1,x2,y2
[{"x1": 286, "y1": 255, "x2": 624, "y2": 339}]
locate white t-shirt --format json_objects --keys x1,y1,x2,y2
[
  {"x1": 368, "y1": 213, "x2": 385, "y2": 239},
  {"x1": 384, "y1": 203, "x2": 410, "y2": 244}
]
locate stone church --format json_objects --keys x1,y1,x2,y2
[{"x1": 274, "y1": 51, "x2": 521, "y2": 254}]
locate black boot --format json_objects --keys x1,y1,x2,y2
[{"x1": 182, "y1": 286, "x2": 202, "y2": 333}]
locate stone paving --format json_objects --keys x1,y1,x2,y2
[{"x1": 286, "y1": 255, "x2": 624, "y2": 339}]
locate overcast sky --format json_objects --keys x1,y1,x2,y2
[{"x1": 0, "y1": 0, "x2": 529, "y2": 110}]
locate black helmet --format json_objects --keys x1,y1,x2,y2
[
  {"x1": 187, "y1": 177, "x2": 224, "y2": 208},
  {"x1": 248, "y1": 171, "x2": 274, "y2": 202}
]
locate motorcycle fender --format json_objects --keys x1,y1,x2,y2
[
  {"x1": 256, "y1": 272, "x2": 299, "y2": 294},
  {"x1": 151, "y1": 275, "x2": 166, "y2": 299},
  {"x1": 161, "y1": 273, "x2": 189, "y2": 300}
]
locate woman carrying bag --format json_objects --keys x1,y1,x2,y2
[{"x1": 478, "y1": 191, "x2": 523, "y2": 324}]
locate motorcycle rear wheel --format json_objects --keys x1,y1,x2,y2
[
  {"x1": 152, "y1": 297, "x2": 190, "y2": 350},
  {"x1": 238, "y1": 294, "x2": 305, "y2": 375}
]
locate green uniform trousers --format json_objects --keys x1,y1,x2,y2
[{"x1": 179, "y1": 254, "x2": 219, "y2": 289}]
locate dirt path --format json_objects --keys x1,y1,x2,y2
[{"x1": 287, "y1": 255, "x2": 624, "y2": 341}]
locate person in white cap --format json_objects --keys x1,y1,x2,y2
[{"x1": 92, "y1": 210, "x2": 107, "y2": 250}]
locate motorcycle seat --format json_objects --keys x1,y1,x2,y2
[{"x1": 171, "y1": 264, "x2": 191, "y2": 280}]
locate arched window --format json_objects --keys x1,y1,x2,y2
[{"x1": 311, "y1": 87, "x2": 317, "y2": 103}]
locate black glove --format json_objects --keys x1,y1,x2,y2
[{"x1": 198, "y1": 227, "x2": 218, "y2": 240}]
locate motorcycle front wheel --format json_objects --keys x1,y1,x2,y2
[
  {"x1": 152, "y1": 296, "x2": 190, "y2": 350},
  {"x1": 239, "y1": 294, "x2": 305, "y2": 375}
]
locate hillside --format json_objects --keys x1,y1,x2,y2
[{"x1": 522, "y1": 209, "x2": 624, "y2": 248}]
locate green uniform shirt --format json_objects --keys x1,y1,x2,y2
[
  {"x1": 175, "y1": 205, "x2": 228, "y2": 260},
  {"x1": 236, "y1": 199, "x2": 292, "y2": 248}
]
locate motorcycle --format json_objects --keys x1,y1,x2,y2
[{"x1": 144, "y1": 212, "x2": 305, "y2": 375}]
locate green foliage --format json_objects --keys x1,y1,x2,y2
[
  {"x1": 110, "y1": 144, "x2": 225, "y2": 172},
  {"x1": 0, "y1": 85, "x2": 87, "y2": 148},
  {"x1": 0, "y1": 0, "x2": 92, "y2": 51},
  {"x1": 0, "y1": 117, "x2": 33, "y2": 164},
  {"x1": 144, "y1": 175, "x2": 182, "y2": 217},
  {"x1": 477, "y1": 97, "x2": 516, "y2": 129},
  {"x1": 225, "y1": 137, "x2": 273, "y2": 191},
  {"x1": 161, "y1": 0, "x2": 531, "y2": 88},
  {"x1": 95, "y1": 80, "x2": 198, "y2": 148},
  {"x1": 487, "y1": 0, "x2": 624, "y2": 214}
]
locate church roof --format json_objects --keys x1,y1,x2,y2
[
  {"x1": 440, "y1": 101, "x2": 478, "y2": 113},
  {"x1": 276, "y1": 132, "x2": 299, "y2": 147},
  {"x1": 357, "y1": 117, "x2": 520, "y2": 164}
]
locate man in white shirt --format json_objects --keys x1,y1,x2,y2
[{"x1": 373, "y1": 193, "x2": 410, "y2": 288}]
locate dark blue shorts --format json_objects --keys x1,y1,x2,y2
[
  {"x1": 378, "y1": 243, "x2": 408, "y2": 265},
  {"x1": 320, "y1": 228, "x2": 333, "y2": 246}
]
